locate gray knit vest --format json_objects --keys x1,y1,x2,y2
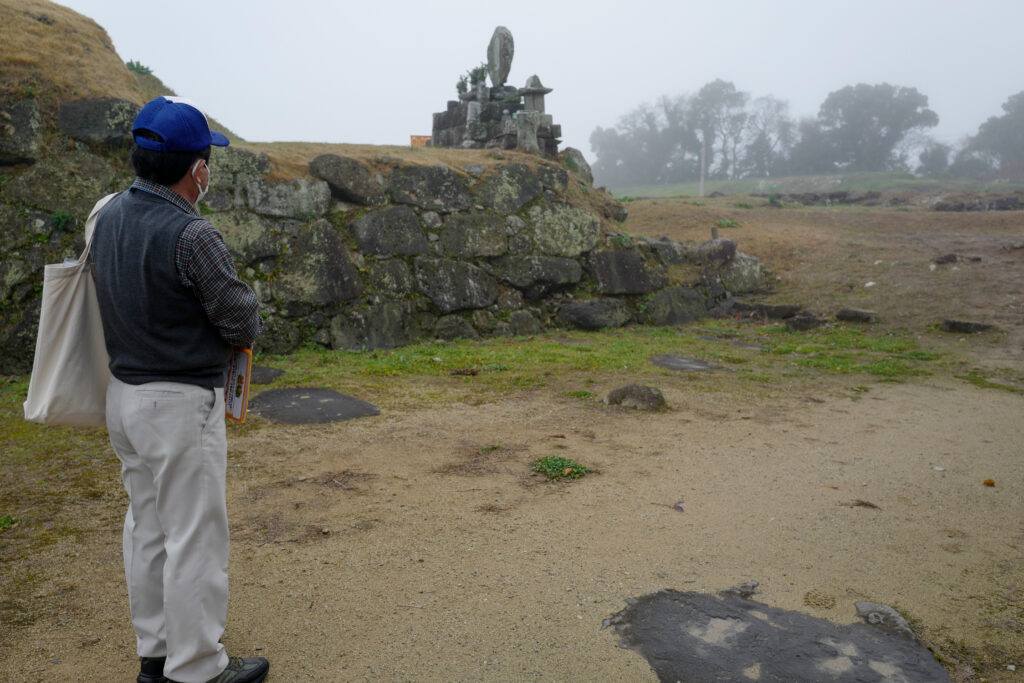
[{"x1": 92, "y1": 188, "x2": 230, "y2": 389}]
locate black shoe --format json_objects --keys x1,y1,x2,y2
[
  {"x1": 138, "y1": 656, "x2": 167, "y2": 683},
  {"x1": 187, "y1": 657, "x2": 270, "y2": 683}
]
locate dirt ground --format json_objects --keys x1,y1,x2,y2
[{"x1": 2, "y1": 198, "x2": 1022, "y2": 682}]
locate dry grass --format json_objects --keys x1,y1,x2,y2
[
  {"x1": 0, "y1": 0, "x2": 141, "y2": 102},
  {"x1": 235, "y1": 140, "x2": 568, "y2": 180},
  {"x1": 1, "y1": 0, "x2": 239, "y2": 139}
]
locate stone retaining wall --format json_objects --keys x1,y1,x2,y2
[{"x1": 0, "y1": 96, "x2": 768, "y2": 374}]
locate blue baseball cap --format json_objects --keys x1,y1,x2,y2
[{"x1": 132, "y1": 96, "x2": 230, "y2": 152}]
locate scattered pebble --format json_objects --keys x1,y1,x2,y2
[
  {"x1": 983, "y1": 479, "x2": 995, "y2": 487},
  {"x1": 864, "y1": 281, "x2": 876, "y2": 288},
  {"x1": 932, "y1": 466, "x2": 945, "y2": 472}
]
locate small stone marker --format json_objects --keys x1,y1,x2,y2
[
  {"x1": 649, "y1": 355, "x2": 716, "y2": 372},
  {"x1": 604, "y1": 589, "x2": 950, "y2": 682},
  {"x1": 250, "y1": 388, "x2": 380, "y2": 424}
]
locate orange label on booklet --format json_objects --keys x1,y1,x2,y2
[{"x1": 225, "y1": 347, "x2": 252, "y2": 422}]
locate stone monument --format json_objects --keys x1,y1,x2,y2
[
  {"x1": 486, "y1": 27, "x2": 514, "y2": 87},
  {"x1": 431, "y1": 27, "x2": 562, "y2": 155}
]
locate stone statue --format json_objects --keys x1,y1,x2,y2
[{"x1": 487, "y1": 26, "x2": 514, "y2": 87}]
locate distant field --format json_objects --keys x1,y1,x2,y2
[{"x1": 609, "y1": 172, "x2": 1024, "y2": 199}]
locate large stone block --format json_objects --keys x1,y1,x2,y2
[
  {"x1": 646, "y1": 286, "x2": 707, "y2": 325},
  {"x1": 350, "y1": 205, "x2": 428, "y2": 257},
  {"x1": 719, "y1": 253, "x2": 766, "y2": 294},
  {"x1": 0, "y1": 204, "x2": 52, "y2": 252},
  {"x1": 331, "y1": 301, "x2": 421, "y2": 350},
  {"x1": 692, "y1": 238, "x2": 737, "y2": 265},
  {"x1": 492, "y1": 255, "x2": 582, "y2": 300},
  {"x1": 639, "y1": 237, "x2": 690, "y2": 266},
  {"x1": 57, "y1": 98, "x2": 139, "y2": 148},
  {"x1": 535, "y1": 164, "x2": 569, "y2": 191},
  {"x1": 0, "y1": 304, "x2": 39, "y2": 374},
  {"x1": 209, "y1": 147, "x2": 270, "y2": 193},
  {"x1": 413, "y1": 257, "x2": 499, "y2": 313},
  {"x1": 441, "y1": 213, "x2": 506, "y2": 258},
  {"x1": 558, "y1": 298, "x2": 632, "y2": 330},
  {"x1": 206, "y1": 211, "x2": 282, "y2": 265},
  {"x1": 471, "y1": 163, "x2": 541, "y2": 213},
  {"x1": 367, "y1": 259, "x2": 414, "y2": 298},
  {"x1": 309, "y1": 154, "x2": 386, "y2": 206},
  {"x1": 273, "y1": 219, "x2": 363, "y2": 305},
  {"x1": 433, "y1": 314, "x2": 480, "y2": 341},
  {"x1": 389, "y1": 165, "x2": 472, "y2": 212},
  {"x1": 529, "y1": 203, "x2": 601, "y2": 257},
  {"x1": 0, "y1": 97, "x2": 43, "y2": 164},
  {"x1": 4, "y1": 150, "x2": 116, "y2": 217},
  {"x1": 507, "y1": 310, "x2": 543, "y2": 336},
  {"x1": 559, "y1": 147, "x2": 593, "y2": 185},
  {"x1": 590, "y1": 250, "x2": 662, "y2": 295},
  {"x1": 246, "y1": 178, "x2": 330, "y2": 219}
]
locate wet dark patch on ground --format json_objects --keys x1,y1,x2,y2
[
  {"x1": 250, "y1": 388, "x2": 380, "y2": 423},
  {"x1": 604, "y1": 589, "x2": 950, "y2": 682},
  {"x1": 649, "y1": 355, "x2": 718, "y2": 372}
]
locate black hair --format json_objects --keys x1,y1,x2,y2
[{"x1": 130, "y1": 130, "x2": 212, "y2": 186}]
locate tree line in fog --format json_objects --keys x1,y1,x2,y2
[{"x1": 588, "y1": 79, "x2": 1024, "y2": 188}]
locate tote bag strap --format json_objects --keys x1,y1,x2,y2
[{"x1": 79, "y1": 192, "x2": 119, "y2": 262}]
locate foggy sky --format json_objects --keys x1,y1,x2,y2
[{"x1": 55, "y1": 0, "x2": 1024, "y2": 160}]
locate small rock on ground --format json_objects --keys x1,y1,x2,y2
[{"x1": 604, "y1": 385, "x2": 667, "y2": 411}]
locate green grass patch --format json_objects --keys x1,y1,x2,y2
[
  {"x1": 563, "y1": 390, "x2": 597, "y2": 399},
  {"x1": 254, "y1": 323, "x2": 936, "y2": 395},
  {"x1": 531, "y1": 455, "x2": 594, "y2": 480},
  {"x1": 957, "y1": 371, "x2": 1023, "y2": 393},
  {"x1": 763, "y1": 326, "x2": 939, "y2": 378},
  {"x1": 0, "y1": 516, "x2": 20, "y2": 532}
]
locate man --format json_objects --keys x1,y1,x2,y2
[{"x1": 92, "y1": 96, "x2": 269, "y2": 683}]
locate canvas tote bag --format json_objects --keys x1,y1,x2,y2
[{"x1": 23, "y1": 193, "x2": 118, "y2": 427}]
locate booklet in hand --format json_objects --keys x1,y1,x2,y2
[{"x1": 225, "y1": 347, "x2": 252, "y2": 422}]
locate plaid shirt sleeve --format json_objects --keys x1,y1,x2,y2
[{"x1": 175, "y1": 219, "x2": 263, "y2": 348}]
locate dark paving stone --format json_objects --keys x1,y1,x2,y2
[
  {"x1": 605, "y1": 589, "x2": 950, "y2": 682},
  {"x1": 251, "y1": 365, "x2": 285, "y2": 385},
  {"x1": 250, "y1": 388, "x2": 380, "y2": 424},
  {"x1": 649, "y1": 355, "x2": 716, "y2": 372},
  {"x1": 940, "y1": 319, "x2": 994, "y2": 334}
]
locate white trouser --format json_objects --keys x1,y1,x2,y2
[{"x1": 106, "y1": 377, "x2": 230, "y2": 683}]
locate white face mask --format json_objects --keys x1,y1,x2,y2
[{"x1": 192, "y1": 159, "x2": 210, "y2": 204}]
